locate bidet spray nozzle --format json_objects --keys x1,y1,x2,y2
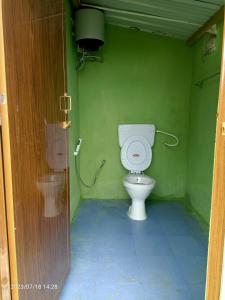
[{"x1": 74, "y1": 138, "x2": 82, "y2": 156}]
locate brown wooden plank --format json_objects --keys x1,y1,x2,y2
[
  {"x1": 187, "y1": 6, "x2": 224, "y2": 46},
  {"x1": 205, "y1": 9, "x2": 225, "y2": 300},
  {"x1": 0, "y1": 130, "x2": 11, "y2": 299},
  {"x1": 0, "y1": 0, "x2": 18, "y2": 299},
  {"x1": 1, "y1": 0, "x2": 70, "y2": 299}
]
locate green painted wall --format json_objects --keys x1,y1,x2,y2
[
  {"x1": 65, "y1": 0, "x2": 81, "y2": 220},
  {"x1": 186, "y1": 21, "x2": 223, "y2": 223},
  {"x1": 78, "y1": 25, "x2": 192, "y2": 200}
]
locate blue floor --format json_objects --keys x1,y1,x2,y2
[{"x1": 60, "y1": 200, "x2": 208, "y2": 300}]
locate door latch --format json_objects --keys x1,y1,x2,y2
[
  {"x1": 60, "y1": 94, "x2": 71, "y2": 114},
  {"x1": 59, "y1": 93, "x2": 72, "y2": 129}
]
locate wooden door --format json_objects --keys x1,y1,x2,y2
[
  {"x1": 0, "y1": 1, "x2": 70, "y2": 299},
  {"x1": 0, "y1": 127, "x2": 11, "y2": 300},
  {"x1": 205, "y1": 8, "x2": 225, "y2": 300}
]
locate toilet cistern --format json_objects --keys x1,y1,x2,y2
[{"x1": 118, "y1": 124, "x2": 156, "y2": 221}]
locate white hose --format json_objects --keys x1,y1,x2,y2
[{"x1": 156, "y1": 130, "x2": 179, "y2": 147}]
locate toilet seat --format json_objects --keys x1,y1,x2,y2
[{"x1": 121, "y1": 136, "x2": 152, "y2": 173}]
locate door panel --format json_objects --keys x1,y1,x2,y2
[
  {"x1": 1, "y1": 1, "x2": 70, "y2": 299},
  {"x1": 206, "y1": 9, "x2": 225, "y2": 300}
]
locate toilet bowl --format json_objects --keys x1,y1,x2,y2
[
  {"x1": 37, "y1": 173, "x2": 65, "y2": 218},
  {"x1": 37, "y1": 122, "x2": 68, "y2": 218},
  {"x1": 118, "y1": 124, "x2": 156, "y2": 220},
  {"x1": 123, "y1": 174, "x2": 156, "y2": 220}
]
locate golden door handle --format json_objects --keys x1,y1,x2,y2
[{"x1": 58, "y1": 120, "x2": 71, "y2": 129}]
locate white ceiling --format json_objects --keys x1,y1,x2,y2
[{"x1": 80, "y1": 0, "x2": 224, "y2": 40}]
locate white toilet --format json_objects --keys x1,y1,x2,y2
[
  {"x1": 37, "y1": 173, "x2": 65, "y2": 218},
  {"x1": 37, "y1": 123, "x2": 67, "y2": 218},
  {"x1": 118, "y1": 124, "x2": 156, "y2": 221}
]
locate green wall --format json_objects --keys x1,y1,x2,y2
[
  {"x1": 65, "y1": 0, "x2": 81, "y2": 220},
  {"x1": 78, "y1": 25, "x2": 192, "y2": 200},
  {"x1": 69, "y1": 12, "x2": 222, "y2": 223},
  {"x1": 186, "y1": 21, "x2": 223, "y2": 223}
]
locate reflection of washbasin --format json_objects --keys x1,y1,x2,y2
[{"x1": 37, "y1": 172, "x2": 65, "y2": 218}]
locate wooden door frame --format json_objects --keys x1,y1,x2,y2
[
  {"x1": 0, "y1": 126, "x2": 11, "y2": 300},
  {"x1": 0, "y1": 1, "x2": 18, "y2": 299},
  {"x1": 205, "y1": 7, "x2": 225, "y2": 300}
]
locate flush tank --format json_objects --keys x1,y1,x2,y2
[
  {"x1": 75, "y1": 8, "x2": 104, "y2": 51},
  {"x1": 118, "y1": 124, "x2": 156, "y2": 147}
]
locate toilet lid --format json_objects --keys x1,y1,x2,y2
[{"x1": 121, "y1": 136, "x2": 152, "y2": 172}]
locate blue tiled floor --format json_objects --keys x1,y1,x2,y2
[{"x1": 60, "y1": 200, "x2": 208, "y2": 300}]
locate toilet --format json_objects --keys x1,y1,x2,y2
[
  {"x1": 37, "y1": 173, "x2": 65, "y2": 218},
  {"x1": 118, "y1": 124, "x2": 156, "y2": 221},
  {"x1": 37, "y1": 123, "x2": 68, "y2": 218}
]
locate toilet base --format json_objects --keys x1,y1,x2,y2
[{"x1": 127, "y1": 201, "x2": 147, "y2": 221}]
